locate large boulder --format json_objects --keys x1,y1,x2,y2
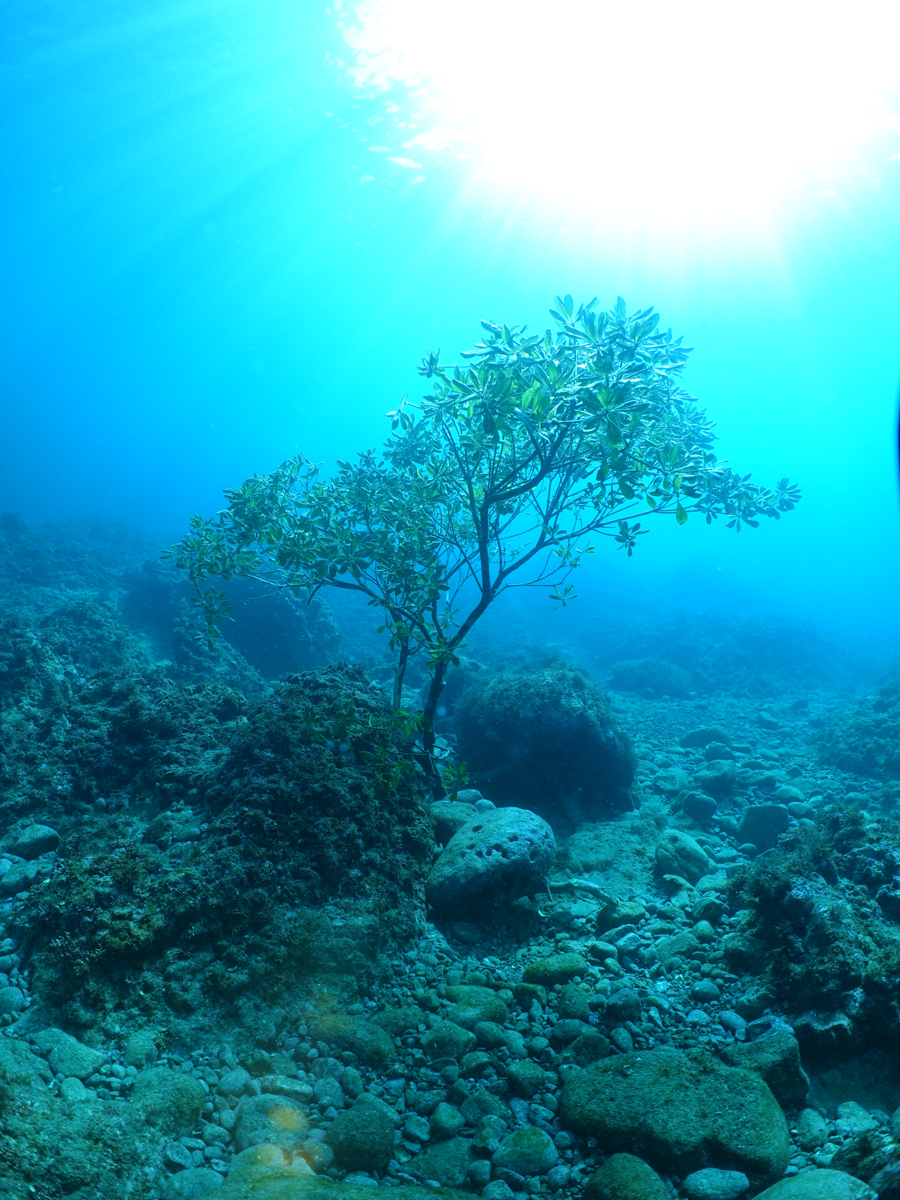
[
  {"x1": 560, "y1": 1048, "x2": 789, "y2": 1186},
  {"x1": 753, "y1": 1169, "x2": 876, "y2": 1199},
  {"x1": 426, "y1": 808, "x2": 555, "y2": 916},
  {"x1": 452, "y1": 661, "x2": 635, "y2": 825}
]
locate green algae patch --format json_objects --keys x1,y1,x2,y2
[
  {"x1": 196, "y1": 1165, "x2": 470, "y2": 1200},
  {"x1": 560, "y1": 1048, "x2": 789, "y2": 1186}
]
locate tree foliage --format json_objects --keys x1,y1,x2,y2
[{"x1": 167, "y1": 296, "x2": 800, "y2": 789}]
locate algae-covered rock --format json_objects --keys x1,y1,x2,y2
[
  {"x1": 310, "y1": 1014, "x2": 396, "y2": 1067},
  {"x1": 406, "y1": 1136, "x2": 474, "y2": 1187},
  {"x1": 33, "y1": 1027, "x2": 102, "y2": 1080},
  {"x1": 560, "y1": 1048, "x2": 789, "y2": 1185},
  {"x1": 443, "y1": 984, "x2": 509, "y2": 1028},
  {"x1": 0, "y1": 1036, "x2": 51, "y2": 1102},
  {"x1": 196, "y1": 1165, "x2": 471, "y2": 1200},
  {"x1": 522, "y1": 953, "x2": 588, "y2": 985},
  {"x1": 233, "y1": 1093, "x2": 310, "y2": 1154},
  {"x1": 325, "y1": 1094, "x2": 396, "y2": 1170},
  {"x1": 453, "y1": 660, "x2": 636, "y2": 825},
  {"x1": 584, "y1": 1152, "x2": 671, "y2": 1200},
  {"x1": 493, "y1": 1127, "x2": 558, "y2": 1176},
  {"x1": 720, "y1": 1027, "x2": 809, "y2": 1107},
  {"x1": 753, "y1": 1168, "x2": 876, "y2": 1199},
  {"x1": 421, "y1": 1020, "x2": 476, "y2": 1060},
  {"x1": 131, "y1": 1065, "x2": 207, "y2": 1135}
]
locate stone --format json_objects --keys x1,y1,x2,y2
[
  {"x1": 752, "y1": 1169, "x2": 877, "y2": 1199},
  {"x1": 406, "y1": 1136, "x2": 473, "y2": 1187},
  {"x1": 123, "y1": 1030, "x2": 158, "y2": 1067},
  {"x1": 444, "y1": 985, "x2": 509, "y2": 1028},
  {"x1": 693, "y1": 760, "x2": 737, "y2": 798},
  {"x1": 795, "y1": 1108, "x2": 829, "y2": 1150},
  {"x1": 1, "y1": 823, "x2": 60, "y2": 859},
  {"x1": 160, "y1": 1167, "x2": 226, "y2": 1199},
  {"x1": 682, "y1": 1168, "x2": 750, "y2": 1200},
  {"x1": 0, "y1": 858, "x2": 52, "y2": 897},
  {"x1": 654, "y1": 768, "x2": 690, "y2": 796},
  {"x1": 758, "y1": 711, "x2": 781, "y2": 730},
  {"x1": 679, "y1": 727, "x2": 732, "y2": 749},
  {"x1": 0, "y1": 1036, "x2": 50, "y2": 1100},
  {"x1": 738, "y1": 805, "x2": 789, "y2": 851},
  {"x1": 473, "y1": 1114, "x2": 507, "y2": 1154},
  {"x1": 493, "y1": 1127, "x2": 558, "y2": 1176},
  {"x1": 33, "y1": 1028, "x2": 101, "y2": 1081},
  {"x1": 703, "y1": 743, "x2": 734, "y2": 762},
  {"x1": 218, "y1": 1067, "x2": 253, "y2": 1096},
  {"x1": 584, "y1": 1152, "x2": 671, "y2": 1200},
  {"x1": 683, "y1": 792, "x2": 718, "y2": 823},
  {"x1": 0, "y1": 985, "x2": 26, "y2": 1015},
  {"x1": 426, "y1": 808, "x2": 556, "y2": 915},
  {"x1": 505, "y1": 1060, "x2": 548, "y2": 1098},
  {"x1": 606, "y1": 989, "x2": 642, "y2": 1022},
  {"x1": 131, "y1": 1066, "x2": 207, "y2": 1135},
  {"x1": 430, "y1": 801, "x2": 480, "y2": 846},
  {"x1": 422, "y1": 1020, "x2": 476, "y2": 1060},
  {"x1": 721, "y1": 1028, "x2": 809, "y2": 1107},
  {"x1": 655, "y1": 830, "x2": 710, "y2": 884},
  {"x1": 835, "y1": 1101, "x2": 878, "y2": 1137},
  {"x1": 371, "y1": 1005, "x2": 422, "y2": 1036},
  {"x1": 653, "y1": 930, "x2": 700, "y2": 968},
  {"x1": 309, "y1": 1015, "x2": 396, "y2": 1067},
  {"x1": 560, "y1": 1048, "x2": 789, "y2": 1185},
  {"x1": 569, "y1": 1029, "x2": 611, "y2": 1067},
  {"x1": 325, "y1": 1095, "x2": 396, "y2": 1170},
  {"x1": 522, "y1": 953, "x2": 588, "y2": 985},
  {"x1": 59, "y1": 1076, "x2": 90, "y2": 1102},
  {"x1": 430, "y1": 1102, "x2": 465, "y2": 1141},
  {"x1": 232, "y1": 1093, "x2": 309, "y2": 1154}
]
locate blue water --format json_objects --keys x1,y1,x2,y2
[{"x1": 2, "y1": 0, "x2": 900, "y2": 645}]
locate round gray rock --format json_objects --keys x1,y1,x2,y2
[{"x1": 426, "y1": 808, "x2": 555, "y2": 915}]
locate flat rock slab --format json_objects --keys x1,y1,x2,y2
[
  {"x1": 426, "y1": 808, "x2": 556, "y2": 915},
  {"x1": 560, "y1": 1048, "x2": 789, "y2": 1186}
]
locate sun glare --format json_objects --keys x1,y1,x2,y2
[{"x1": 333, "y1": 0, "x2": 900, "y2": 235}]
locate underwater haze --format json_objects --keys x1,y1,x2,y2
[
  {"x1": 8, "y1": 7, "x2": 900, "y2": 1200},
  {"x1": 3, "y1": 0, "x2": 900, "y2": 642}
]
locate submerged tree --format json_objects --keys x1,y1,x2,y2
[{"x1": 168, "y1": 296, "x2": 800, "y2": 790}]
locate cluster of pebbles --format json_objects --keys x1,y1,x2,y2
[{"x1": 0, "y1": 692, "x2": 895, "y2": 1200}]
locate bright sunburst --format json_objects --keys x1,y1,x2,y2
[{"x1": 332, "y1": 0, "x2": 900, "y2": 235}]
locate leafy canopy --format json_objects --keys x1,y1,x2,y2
[{"x1": 168, "y1": 296, "x2": 800, "y2": 785}]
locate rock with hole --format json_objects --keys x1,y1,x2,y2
[{"x1": 426, "y1": 808, "x2": 555, "y2": 917}]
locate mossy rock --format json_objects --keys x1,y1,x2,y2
[
  {"x1": 132, "y1": 1066, "x2": 206, "y2": 1135},
  {"x1": 452, "y1": 660, "x2": 635, "y2": 826},
  {"x1": 585, "y1": 1153, "x2": 671, "y2": 1200},
  {"x1": 561, "y1": 1048, "x2": 789, "y2": 1185},
  {"x1": 325, "y1": 1095, "x2": 397, "y2": 1170}
]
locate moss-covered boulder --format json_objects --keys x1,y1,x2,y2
[
  {"x1": 325, "y1": 1095, "x2": 397, "y2": 1170},
  {"x1": 584, "y1": 1153, "x2": 671, "y2": 1200},
  {"x1": 560, "y1": 1048, "x2": 789, "y2": 1185},
  {"x1": 753, "y1": 1169, "x2": 876, "y2": 1199},
  {"x1": 452, "y1": 661, "x2": 635, "y2": 826}
]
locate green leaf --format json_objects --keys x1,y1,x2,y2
[{"x1": 676, "y1": 503, "x2": 688, "y2": 525}]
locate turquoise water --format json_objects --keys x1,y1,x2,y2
[{"x1": 2, "y1": 0, "x2": 900, "y2": 639}]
